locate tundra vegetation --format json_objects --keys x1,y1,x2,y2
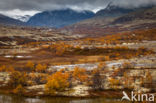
[{"x1": 0, "y1": 26, "x2": 156, "y2": 98}]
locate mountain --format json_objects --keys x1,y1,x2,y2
[
  {"x1": 62, "y1": 5, "x2": 156, "y2": 37},
  {"x1": 12, "y1": 15, "x2": 31, "y2": 22},
  {"x1": 27, "y1": 8, "x2": 95, "y2": 28},
  {"x1": 95, "y1": 3, "x2": 135, "y2": 17},
  {"x1": 112, "y1": 6, "x2": 156, "y2": 24},
  {"x1": 0, "y1": 14, "x2": 24, "y2": 25}
]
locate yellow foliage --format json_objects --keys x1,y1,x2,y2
[
  {"x1": 72, "y1": 67, "x2": 88, "y2": 83},
  {"x1": 35, "y1": 64, "x2": 47, "y2": 72},
  {"x1": 49, "y1": 42, "x2": 72, "y2": 56},
  {"x1": 9, "y1": 71, "x2": 28, "y2": 87},
  {"x1": 26, "y1": 61, "x2": 35, "y2": 70},
  {"x1": 109, "y1": 78, "x2": 120, "y2": 89},
  {"x1": 0, "y1": 65, "x2": 6, "y2": 72},
  {"x1": 45, "y1": 71, "x2": 69, "y2": 94},
  {"x1": 0, "y1": 65, "x2": 15, "y2": 72},
  {"x1": 13, "y1": 84, "x2": 25, "y2": 95}
]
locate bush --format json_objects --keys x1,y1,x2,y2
[
  {"x1": 0, "y1": 65, "x2": 15, "y2": 72},
  {"x1": 26, "y1": 61, "x2": 35, "y2": 71},
  {"x1": 35, "y1": 64, "x2": 47, "y2": 73},
  {"x1": 45, "y1": 71, "x2": 69, "y2": 94},
  {"x1": 9, "y1": 71, "x2": 28, "y2": 88},
  {"x1": 72, "y1": 67, "x2": 88, "y2": 83},
  {"x1": 13, "y1": 84, "x2": 25, "y2": 95}
]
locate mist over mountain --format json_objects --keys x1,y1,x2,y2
[
  {"x1": 26, "y1": 9, "x2": 95, "y2": 28},
  {"x1": 0, "y1": 14, "x2": 24, "y2": 25},
  {"x1": 95, "y1": 2, "x2": 154, "y2": 17},
  {"x1": 12, "y1": 15, "x2": 31, "y2": 22},
  {"x1": 62, "y1": 4, "x2": 156, "y2": 36},
  {"x1": 0, "y1": 2, "x2": 156, "y2": 29}
]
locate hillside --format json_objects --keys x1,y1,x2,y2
[
  {"x1": 95, "y1": 2, "x2": 135, "y2": 17},
  {"x1": 0, "y1": 14, "x2": 24, "y2": 26},
  {"x1": 112, "y1": 7, "x2": 156, "y2": 24},
  {"x1": 27, "y1": 9, "x2": 95, "y2": 28},
  {"x1": 62, "y1": 6, "x2": 156, "y2": 36}
]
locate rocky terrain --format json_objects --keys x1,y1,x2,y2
[
  {"x1": 0, "y1": 3, "x2": 156, "y2": 102},
  {"x1": 63, "y1": 5, "x2": 156, "y2": 36},
  {"x1": 0, "y1": 30, "x2": 156, "y2": 97}
]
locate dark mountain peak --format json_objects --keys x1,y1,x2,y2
[
  {"x1": 41, "y1": 8, "x2": 94, "y2": 17},
  {"x1": 0, "y1": 13, "x2": 24, "y2": 26},
  {"x1": 27, "y1": 8, "x2": 95, "y2": 28},
  {"x1": 95, "y1": 2, "x2": 155, "y2": 17},
  {"x1": 112, "y1": 6, "x2": 156, "y2": 24},
  {"x1": 95, "y1": 3, "x2": 135, "y2": 17}
]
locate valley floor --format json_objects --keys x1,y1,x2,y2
[{"x1": 0, "y1": 27, "x2": 156, "y2": 103}]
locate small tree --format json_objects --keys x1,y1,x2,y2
[
  {"x1": 26, "y1": 61, "x2": 35, "y2": 71},
  {"x1": 13, "y1": 84, "x2": 25, "y2": 95},
  {"x1": 45, "y1": 71, "x2": 69, "y2": 94},
  {"x1": 72, "y1": 67, "x2": 88, "y2": 83},
  {"x1": 35, "y1": 64, "x2": 47, "y2": 73},
  {"x1": 0, "y1": 65, "x2": 6, "y2": 72},
  {"x1": 109, "y1": 78, "x2": 120, "y2": 89},
  {"x1": 9, "y1": 71, "x2": 28, "y2": 88},
  {"x1": 91, "y1": 69, "x2": 102, "y2": 90},
  {"x1": 122, "y1": 62, "x2": 134, "y2": 69},
  {"x1": 0, "y1": 65, "x2": 15, "y2": 72}
]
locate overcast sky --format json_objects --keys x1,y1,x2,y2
[{"x1": 0, "y1": 0, "x2": 156, "y2": 17}]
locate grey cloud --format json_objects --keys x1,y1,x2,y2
[
  {"x1": 113, "y1": 0, "x2": 156, "y2": 8},
  {"x1": 0, "y1": 0, "x2": 156, "y2": 11}
]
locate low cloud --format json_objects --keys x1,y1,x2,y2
[{"x1": 0, "y1": 0, "x2": 156, "y2": 16}]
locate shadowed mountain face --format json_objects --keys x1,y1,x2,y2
[
  {"x1": 95, "y1": 3, "x2": 135, "y2": 17},
  {"x1": 112, "y1": 6, "x2": 156, "y2": 24},
  {"x1": 95, "y1": 3, "x2": 154, "y2": 18},
  {"x1": 26, "y1": 9, "x2": 95, "y2": 28},
  {"x1": 0, "y1": 14, "x2": 24, "y2": 25},
  {"x1": 62, "y1": 5, "x2": 156, "y2": 37},
  {"x1": 12, "y1": 15, "x2": 31, "y2": 22}
]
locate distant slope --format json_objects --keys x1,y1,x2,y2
[
  {"x1": 0, "y1": 14, "x2": 24, "y2": 25},
  {"x1": 112, "y1": 7, "x2": 156, "y2": 24},
  {"x1": 95, "y1": 3, "x2": 135, "y2": 17},
  {"x1": 27, "y1": 8, "x2": 95, "y2": 28},
  {"x1": 63, "y1": 5, "x2": 156, "y2": 37},
  {"x1": 12, "y1": 15, "x2": 31, "y2": 22}
]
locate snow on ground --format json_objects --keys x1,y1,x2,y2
[
  {"x1": 4, "y1": 55, "x2": 32, "y2": 58},
  {"x1": 49, "y1": 63, "x2": 99, "y2": 71}
]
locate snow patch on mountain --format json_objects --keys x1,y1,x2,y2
[{"x1": 12, "y1": 15, "x2": 31, "y2": 22}]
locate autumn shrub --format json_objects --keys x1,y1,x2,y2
[
  {"x1": 122, "y1": 62, "x2": 134, "y2": 69},
  {"x1": 0, "y1": 65, "x2": 6, "y2": 72},
  {"x1": 90, "y1": 68, "x2": 103, "y2": 90},
  {"x1": 13, "y1": 84, "x2": 25, "y2": 95},
  {"x1": 109, "y1": 78, "x2": 120, "y2": 89},
  {"x1": 35, "y1": 64, "x2": 47, "y2": 73},
  {"x1": 45, "y1": 71, "x2": 69, "y2": 94},
  {"x1": 9, "y1": 71, "x2": 28, "y2": 88},
  {"x1": 72, "y1": 67, "x2": 88, "y2": 84},
  {"x1": 49, "y1": 42, "x2": 72, "y2": 56},
  {"x1": 29, "y1": 73, "x2": 48, "y2": 84},
  {"x1": 0, "y1": 65, "x2": 15, "y2": 72},
  {"x1": 26, "y1": 61, "x2": 35, "y2": 71}
]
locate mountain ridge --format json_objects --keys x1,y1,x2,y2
[
  {"x1": 26, "y1": 8, "x2": 95, "y2": 28},
  {"x1": 62, "y1": 5, "x2": 156, "y2": 36},
  {"x1": 0, "y1": 14, "x2": 24, "y2": 26}
]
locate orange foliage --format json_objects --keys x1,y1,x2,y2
[
  {"x1": 9, "y1": 71, "x2": 28, "y2": 88},
  {"x1": 35, "y1": 64, "x2": 47, "y2": 73},
  {"x1": 72, "y1": 67, "x2": 88, "y2": 83},
  {"x1": 0, "y1": 65, "x2": 15, "y2": 72},
  {"x1": 26, "y1": 61, "x2": 35, "y2": 71},
  {"x1": 49, "y1": 42, "x2": 72, "y2": 56},
  {"x1": 45, "y1": 71, "x2": 69, "y2": 94},
  {"x1": 13, "y1": 84, "x2": 25, "y2": 95}
]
